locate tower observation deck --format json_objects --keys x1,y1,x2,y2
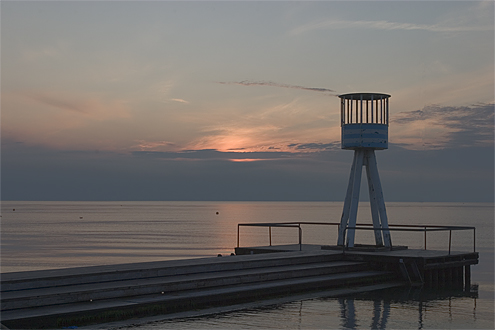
[
  {"x1": 337, "y1": 92, "x2": 392, "y2": 248},
  {"x1": 340, "y1": 92, "x2": 390, "y2": 150}
]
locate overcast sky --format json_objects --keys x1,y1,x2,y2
[{"x1": 2, "y1": 1, "x2": 494, "y2": 202}]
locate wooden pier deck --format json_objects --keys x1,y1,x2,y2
[
  {"x1": 1, "y1": 244, "x2": 478, "y2": 329},
  {"x1": 236, "y1": 244, "x2": 479, "y2": 288},
  {"x1": 1, "y1": 249, "x2": 401, "y2": 329}
]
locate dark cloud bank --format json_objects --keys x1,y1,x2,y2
[
  {"x1": 2, "y1": 144, "x2": 492, "y2": 202},
  {"x1": 2, "y1": 104, "x2": 493, "y2": 202}
]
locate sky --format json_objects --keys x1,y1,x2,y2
[{"x1": 1, "y1": 1, "x2": 494, "y2": 202}]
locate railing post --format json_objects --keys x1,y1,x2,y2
[
  {"x1": 342, "y1": 227, "x2": 347, "y2": 253},
  {"x1": 424, "y1": 226, "x2": 427, "y2": 250},
  {"x1": 237, "y1": 224, "x2": 240, "y2": 248},
  {"x1": 299, "y1": 225, "x2": 302, "y2": 251},
  {"x1": 448, "y1": 230, "x2": 452, "y2": 255},
  {"x1": 473, "y1": 228, "x2": 476, "y2": 253},
  {"x1": 269, "y1": 226, "x2": 272, "y2": 246}
]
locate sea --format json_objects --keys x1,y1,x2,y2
[{"x1": 1, "y1": 201, "x2": 494, "y2": 329}]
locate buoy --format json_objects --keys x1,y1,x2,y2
[
  {"x1": 217, "y1": 254, "x2": 222, "y2": 257},
  {"x1": 216, "y1": 211, "x2": 219, "y2": 215},
  {"x1": 13, "y1": 209, "x2": 15, "y2": 211}
]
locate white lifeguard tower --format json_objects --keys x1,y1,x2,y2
[{"x1": 337, "y1": 92, "x2": 392, "y2": 248}]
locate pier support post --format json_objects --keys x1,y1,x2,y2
[
  {"x1": 458, "y1": 267, "x2": 464, "y2": 288},
  {"x1": 425, "y1": 270, "x2": 432, "y2": 287},
  {"x1": 464, "y1": 265, "x2": 471, "y2": 291},
  {"x1": 440, "y1": 269, "x2": 446, "y2": 288}
]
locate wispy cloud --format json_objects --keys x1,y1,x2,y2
[
  {"x1": 186, "y1": 125, "x2": 282, "y2": 152},
  {"x1": 218, "y1": 80, "x2": 338, "y2": 95},
  {"x1": 171, "y1": 98, "x2": 190, "y2": 104},
  {"x1": 132, "y1": 140, "x2": 178, "y2": 152},
  {"x1": 288, "y1": 142, "x2": 340, "y2": 151},
  {"x1": 20, "y1": 90, "x2": 131, "y2": 120},
  {"x1": 185, "y1": 96, "x2": 340, "y2": 154},
  {"x1": 291, "y1": 19, "x2": 493, "y2": 35},
  {"x1": 2, "y1": 90, "x2": 133, "y2": 151},
  {"x1": 25, "y1": 92, "x2": 88, "y2": 114}
]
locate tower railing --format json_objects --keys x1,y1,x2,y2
[{"x1": 340, "y1": 93, "x2": 390, "y2": 126}]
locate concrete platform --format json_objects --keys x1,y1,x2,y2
[
  {"x1": 1, "y1": 250, "x2": 399, "y2": 329},
  {"x1": 2, "y1": 244, "x2": 477, "y2": 329}
]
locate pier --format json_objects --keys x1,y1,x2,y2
[
  {"x1": 2, "y1": 249, "x2": 401, "y2": 329},
  {"x1": 1, "y1": 225, "x2": 477, "y2": 329}
]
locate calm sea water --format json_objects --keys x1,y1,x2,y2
[{"x1": 1, "y1": 201, "x2": 494, "y2": 329}]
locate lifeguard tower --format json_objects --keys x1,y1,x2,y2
[{"x1": 337, "y1": 93, "x2": 392, "y2": 248}]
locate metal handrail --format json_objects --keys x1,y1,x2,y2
[
  {"x1": 237, "y1": 222, "x2": 476, "y2": 254},
  {"x1": 342, "y1": 225, "x2": 476, "y2": 254},
  {"x1": 237, "y1": 222, "x2": 340, "y2": 251}
]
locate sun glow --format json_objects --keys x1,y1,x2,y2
[{"x1": 228, "y1": 158, "x2": 267, "y2": 162}]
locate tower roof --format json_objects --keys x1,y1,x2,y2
[{"x1": 339, "y1": 93, "x2": 390, "y2": 100}]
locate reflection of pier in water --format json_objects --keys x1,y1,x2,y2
[{"x1": 335, "y1": 286, "x2": 478, "y2": 330}]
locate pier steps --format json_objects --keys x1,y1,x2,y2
[
  {"x1": 1, "y1": 251, "x2": 398, "y2": 328},
  {"x1": 2, "y1": 260, "x2": 368, "y2": 309}
]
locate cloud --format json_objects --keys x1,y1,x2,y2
[
  {"x1": 391, "y1": 103, "x2": 494, "y2": 149},
  {"x1": 390, "y1": 66, "x2": 494, "y2": 112},
  {"x1": 186, "y1": 113, "x2": 340, "y2": 154},
  {"x1": 290, "y1": 19, "x2": 493, "y2": 35},
  {"x1": 3, "y1": 143, "x2": 492, "y2": 202},
  {"x1": 2, "y1": 90, "x2": 133, "y2": 151},
  {"x1": 289, "y1": 142, "x2": 341, "y2": 151},
  {"x1": 171, "y1": 98, "x2": 189, "y2": 104},
  {"x1": 25, "y1": 92, "x2": 88, "y2": 114},
  {"x1": 186, "y1": 125, "x2": 282, "y2": 152},
  {"x1": 131, "y1": 140, "x2": 178, "y2": 152},
  {"x1": 131, "y1": 149, "x2": 295, "y2": 162},
  {"x1": 218, "y1": 80, "x2": 338, "y2": 95},
  {"x1": 19, "y1": 90, "x2": 131, "y2": 120}
]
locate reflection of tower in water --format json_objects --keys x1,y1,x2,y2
[
  {"x1": 338, "y1": 297, "x2": 389, "y2": 329},
  {"x1": 339, "y1": 298, "x2": 356, "y2": 329},
  {"x1": 336, "y1": 93, "x2": 392, "y2": 248},
  {"x1": 335, "y1": 287, "x2": 479, "y2": 330}
]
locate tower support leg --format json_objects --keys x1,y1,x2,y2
[
  {"x1": 364, "y1": 150, "x2": 384, "y2": 246},
  {"x1": 366, "y1": 150, "x2": 392, "y2": 247},
  {"x1": 337, "y1": 150, "x2": 358, "y2": 246},
  {"x1": 338, "y1": 149, "x2": 364, "y2": 247},
  {"x1": 337, "y1": 149, "x2": 391, "y2": 248}
]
